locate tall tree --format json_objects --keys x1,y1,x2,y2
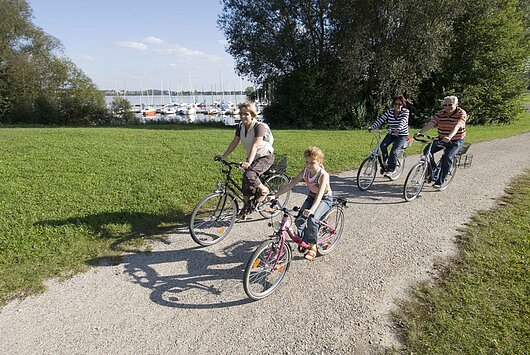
[
  {"x1": 219, "y1": 0, "x2": 340, "y2": 128},
  {"x1": 220, "y1": 0, "x2": 461, "y2": 128},
  {"x1": 415, "y1": 0, "x2": 529, "y2": 124},
  {"x1": 0, "y1": 0, "x2": 106, "y2": 124},
  {"x1": 326, "y1": 0, "x2": 460, "y2": 126}
]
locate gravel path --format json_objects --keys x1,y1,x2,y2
[{"x1": 1, "y1": 132, "x2": 529, "y2": 354}]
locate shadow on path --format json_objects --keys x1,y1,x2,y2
[{"x1": 88, "y1": 240, "x2": 259, "y2": 309}]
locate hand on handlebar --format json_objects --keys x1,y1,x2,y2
[
  {"x1": 413, "y1": 132, "x2": 422, "y2": 138},
  {"x1": 368, "y1": 127, "x2": 373, "y2": 133},
  {"x1": 240, "y1": 161, "x2": 250, "y2": 170},
  {"x1": 441, "y1": 136, "x2": 451, "y2": 143},
  {"x1": 302, "y1": 209, "x2": 314, "y2": 218},
  {"x1": 214, "y1": 154, "x2": 223, "y2": 161}
]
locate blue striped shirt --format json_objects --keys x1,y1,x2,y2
[{"x1": 369, "y1": 108, "x2": 409, "y2": 136}]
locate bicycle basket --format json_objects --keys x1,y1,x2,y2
[
  {"x1": 402, "y1": 137, "x2": 414, "y2": 149},
  {"x1": 458, "y1": 143, "x2": 471, "y2": 155},
  {"x1": 268, "y1": 154, "x2": 287, "y2": 174},
  {"x1": 455, "y1": 154, "x2": 473, "y2": 168}
]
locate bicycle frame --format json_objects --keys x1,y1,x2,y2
[
  {"x1": 416, "y1": 136, "x2": 449, "y2": 182},
  {"x1": 368, "y1": 130, "x2": 384, "y2": 168},
  {"x1": 367, "y1": 130, "x2": 405, "y2": 173},
  {"x1": 214, "y1": 160, "x2": 245, "y2": 201},
  {"x1": 268, "y1": 202, "x2": 339, "y2": 269}
]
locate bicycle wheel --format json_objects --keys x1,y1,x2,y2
[
  {"x1": 243, "y1": 239, "x2": 292, "y2": 300},
  {"x1": 390, "y1": 150, "x2": 406, "y2": 181},
  {"x1": 189, "y1": 192, "x2": 237, "y2": 246},
  {"x1": 258, "y1": 173, "x2": 291, "y2": 218},
  {"x1": 403, "y1": 161, "x2": 427, "y2": 201},
  {"x1": 437, "y1": 160, "x2": 458, "y2": 191},
  {"x1": 356, "y1": 156, "x2": 377, "y2": 191},
  {"x1": 317, "y1": 205, "x2": 345, "y2": 256}
]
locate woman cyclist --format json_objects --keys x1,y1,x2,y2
[{"x1": 368, "y1": 95, "x2": 410, "y2": 178}]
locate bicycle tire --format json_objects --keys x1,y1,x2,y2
[
  {"x1": 390, "y1": 150, "x2": 406, "y2": 181},
  {"x1": 437, "y1": 160, "x2": 458, "y2": 191},
  {"x1": 258, "y1": 173, "x2": 291, "y2": 218},
  {"x1": 189, "y1": 192, "x2": 237, "y2": 246},
  {"x1": 403, "y1": 161, "x2": 427, "y2": 201},
  {"x1": 243, "y1": 239, "x2": 292, "y2": 300},
  {"x1": 356, "y1": 156, "x2": 377, "y2": 191},
  {"x1": 317, "y1": 205, "x2": 345, "y2": 256}
]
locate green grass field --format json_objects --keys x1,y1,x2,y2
[
  {"x1": 0, "y1": 108, "x2": 529, "y2": 305},
  {"x1": 394, "y1": 172, "x2": 530, "y2": 353}
]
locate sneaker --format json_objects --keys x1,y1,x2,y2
[
  {"x1": 433, "y1": 183, "x2": 441, "y2": 189},
  {"x1": 384, "y1": 170, "x2": 395, "y2": 178},
  {"x1": 237, "y1": 209, "x2": 249, "y2": 220}
]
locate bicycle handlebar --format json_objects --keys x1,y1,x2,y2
[
  {"x1": 214, "y1": 156, "x2": 244, "y2": 170},
  {"x1": 269, "y1": 199, "x2": 314, "y2": 218},
  {"x1": 413, "y1": 133, "x2": 437, "y2": 143}
]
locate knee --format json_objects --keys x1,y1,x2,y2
[
  {"x1": 244, "y1": 170, "x2": 258, "y2": 183},
  {"x1": 307, "y1": 217, "x2": 318, "y2": 229}
]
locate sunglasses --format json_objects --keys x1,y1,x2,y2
[{"x1": 443, "y1": 103, "x2": 455, "y2": 107}]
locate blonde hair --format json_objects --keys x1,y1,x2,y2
[
  {"x1": 304, "y1": 146, "x2": 325, "y2": 163},
  {"x1": 238, "y1": 101, "x2": 258, "y2": 117},
  {"x1": 443, "y1": 95, "x2": 459, "y2": 106}
]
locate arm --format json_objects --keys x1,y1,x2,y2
[
  {"x1": 272, "y1": 170, "x2": 304, "y2": 198},
  {"x1": 304, "y1": 171, "x2": 330, "y2": 217},
  {"x1": 442, "y1": 120, "x2": 465, "y2": 142},
  {"x1": 396, "y1": 110, "x2": 409, "y2": 134},
  {"x1": 219, "y1": 135, "x2": 240, "y2": 159},
  {"x1": 369, "y1": 111, "x2": 387, "y2": 131},
  {"x1": 414, "y1": 120, "x2": 436, "y2": 137}
]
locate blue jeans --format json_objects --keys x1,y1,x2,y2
[
  {"x1": 380, "y1": 134, "x2": 407, "y2": 172},
  {"x1": 424, "y1": 138, "x2": 464, "y2": 185},
  {"x1": 295, "y1": 195, "x2": 333, "y2": 245}
]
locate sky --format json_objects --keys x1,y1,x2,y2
[{"x1": 28, "y1": 0, "x2": 252, "y2": 92}]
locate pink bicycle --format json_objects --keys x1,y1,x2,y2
[{"x1": 243, "y1": 197, "x2": 347, "y2": 300}]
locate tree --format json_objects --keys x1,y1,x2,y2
[
  {"x1": 219, "y1": 0, "x2": 340, "y2": 128},
  {"x1": 110, "y1": 96, "x2": 135, "y2": 123},
  {"x1": 219, "y1": 0, "x2": 461, "y2": 128},
  {"x1": 414, "y1": 0, "x2": 529, "y2": 125},
  {"x1": 325, "y1": 0, "x2": 461, "y2": 126},
  {"x1": 0, "y1": 0, "x2": 107, "y2": 125}
]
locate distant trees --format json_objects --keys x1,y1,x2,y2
[
  {"x1": 0, "y1": 0, "x2": 107, "y2": 125},
  {"x1": 219, "y1": 0, "x2": 529, "y2": 127}
]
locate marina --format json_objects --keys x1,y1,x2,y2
[{"x1": 105, "y1": 94, "x2": 267, "y2": 126}]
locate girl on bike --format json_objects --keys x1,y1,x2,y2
[
  {"x1": 368, "y1": 95, "x2": 410, "y2": 178},
  {"x1": 271, "y1": 146, "x2": 333, "y2": 261},
  {"x1": 215, "y1": 101, "x2": 274, "y2": 217},
  {"x1": 414, "y1": 95, "x2": 466, "y2": 189}
]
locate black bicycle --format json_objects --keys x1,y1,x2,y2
[
  {"x1": 403, "y1": 134, "x2": 471, "y2": 201},
  {"x1": 189, "y1": 156, "x2": 291, "y2": 246}
]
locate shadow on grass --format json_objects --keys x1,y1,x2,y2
[{"x1": 88, "y1": 239, "x2": 258, "y2": 309}]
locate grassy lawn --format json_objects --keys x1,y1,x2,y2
[
  {"x1": 0, "y1": 107, "x2": 529, "y2": 306},
  {"x1": 394, "y1": 172, "x2": 530, "y2": 354}
]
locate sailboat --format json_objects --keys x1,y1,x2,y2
[{"x1": 140, "y1": 84, "x2": 156, "y2": 117}]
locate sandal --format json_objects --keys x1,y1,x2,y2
[
  {"x1": 256, "y1": 187, "x2": 270, "y2": 203},
  {"x1": 304, "y1": 248, "x2": 317, "y2": 261}
]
